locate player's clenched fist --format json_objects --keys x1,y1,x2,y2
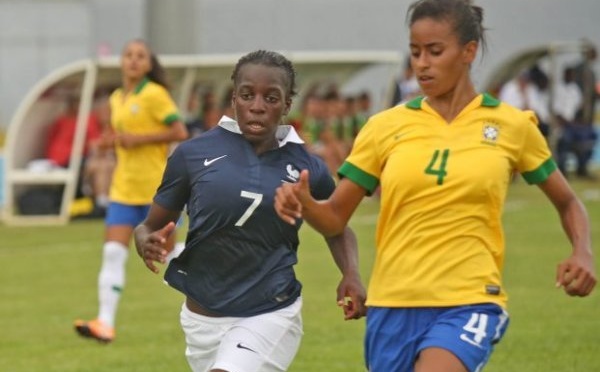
[{"x1": 275, "y1": 170, "x2": 312, "y2": 225}]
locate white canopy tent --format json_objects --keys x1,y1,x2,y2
[{"x1": 2, "y1": 51, "x2": 402, "y2": 225}]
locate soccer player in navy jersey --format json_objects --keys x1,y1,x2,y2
[{"x1": 133, "y1": 50, "x2": 366, "y2": 372}]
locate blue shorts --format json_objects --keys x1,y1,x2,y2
[
  {"x1": 105, "y1": 202, "x2": 151, "y2": 227},
  {"x1": 365, "y1": 304, "x2": 509, "y2": 372}
]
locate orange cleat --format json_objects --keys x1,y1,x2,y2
[{"x1": 74, "y1": 319, "x2": 115, "y2": 343}]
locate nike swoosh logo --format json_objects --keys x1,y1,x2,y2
[
  {"x1": 394, "y1": 131, "x2": 413, "y2": 140},
  {"x1": 203, "y1": 155, "x2": 228, "y2": 166},
  {"x1": 459, "y1": 334, "x2": 484, "y2": 349},
  {"x1": 236, "y1": 342, "x2": 257, "y2": 353}
]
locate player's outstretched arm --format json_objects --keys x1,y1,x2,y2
[
  {"x1": 538, "y1": 171, "x2": 597, "y2": 296},
  {"x1": 275, "y1": 170, "x2": 366, "y2": 237},
  {"x1": 325, "y1": 227, "x2": 367, "y2": 320}
]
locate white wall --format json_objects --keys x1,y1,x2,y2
[
  {"x1": 0, "y1": 0, "x2": 91, "y2": 129},
  {"x1": 1, "y1": 0, "x2": 599, "y2": 129},
  {"x1": 0, "y1": 0, "x2": 145, "y2": 129},
  {"x1": 197, "y1": 0, "x2": 600, "y2": 88}
]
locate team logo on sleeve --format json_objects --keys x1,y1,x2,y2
[
  {"x1": 284, "y1": 164, "x2": 300, "y2": 182},
  {"x1": 481, "y1": 122, "x2": 500, "y2": 146}
]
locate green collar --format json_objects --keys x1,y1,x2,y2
[
  {"x1": 405, "y1": 93, "x2": 500, "y2": 109},
  {"x1": 405, "y1": 96, "x2": 425, "y2": 109},
  {"x1": 481, "y1": 92, "x2": 500, "y2": 107},
  {"x1": 133, "y1": 76, "x2": 150, "y2": 94}
]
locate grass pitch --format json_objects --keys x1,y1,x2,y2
[{"x1": 0, "y1": 177, "x2": 599, "y2": 371}]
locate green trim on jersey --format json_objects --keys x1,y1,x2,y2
[
  {"x1": 406, "y1": 96, "x2": 424, "y2": 109},
  {"x1": 521, "y1": 158, "x2": 557, "y2": 184},
  {"x1": 164, "y1": 113, "x2": 181, "y2": 124},
  {"x1": 481, "y1": 93, "x2": 501, "y2": 107},
  {"x1": 338, "y1": 161, "x2": 379, "y2": 194},
  {"x1": 405, "y1": 93, "x2": 500, "y2": 110},
  {"x1": 134, "y1": 77, "x2": 150, "y2": 94}
]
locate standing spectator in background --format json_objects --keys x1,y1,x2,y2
[
  {"x1": 187, "y1": 101, "x2": 222, "y2": 138},
  {"x1": 289, "y1": 83, "x2": 322, "y2": 141},
  {"x1": 319, "y1": 88, "x2": 347, "y2": 175},
  {"x1": 183, "y1": 86, "x2": 204, "y2": 138},
  {"x1": 274, "y1": 0, "x2": 596, "y2": 371},
  {"x1": 356, "y1": 90, "x2": 372, "y2": 124},
  {"x1": 390, "y1": 56, "x2": 421, "y2": 106},
  {"x1": 570, "y1": 42, "x2": 599, "y2": 179},
  {"x1": 339, "y1": 94, "x2": 370, "y2": 154},
  {"x1": 527, "y1": 65, "x2": 551, "y2": 138},
  {"x1": 554, "y1": 66, "x2": 598, "y2": 179},
  {"x1": 341, "y1": 95, "x2": 361, "y2": 152},
  {"x1": 303, "y1": 87, "x2": 345, "y2": 175},
  {"x1": 573, "y1": 42, "x2": 598, "y2": 127},
  {"x1": 74, "y1": 39, "x2": 188, "y2": 343},
  {"x1": 133, "y1": 49, "x2": 366, "y2": 372},
  {"x1": 498, "y1": 70, "x2": 531, "y2": 110},
  {"x1": 201, "y1": 101, "x2": 222, "y2": 132},
  {"x1": 185, "y1": 89, "x2": 222, "y2": 138},
  {"x1": 499, "y1": 66, "x2": 551, "y2": 138}
]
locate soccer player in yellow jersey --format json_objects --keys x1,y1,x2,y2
[
  {"x1": 274, "y1": 0, "x2": 596, "y2": 371},
  {"x1": 74, "y1": 39, "x2": 188, "y2": 343}
]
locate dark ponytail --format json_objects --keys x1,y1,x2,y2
[{"x1": 407, "y1": 0, "x2": 487, "y2": 56}]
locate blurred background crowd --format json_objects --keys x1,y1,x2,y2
[{"x1": 0, "y1": 0, "x2": 599, "y2": 220}]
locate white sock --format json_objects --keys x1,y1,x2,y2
[
  {"x1": 96, "y1": 195, "x2": 109, "y2": 208},
  {"x1": 166, "y1": 241, "x2": 185, "y2": 263},
  {"x1": 97, "y1": 241, "x2": 128, "y2": 328}
]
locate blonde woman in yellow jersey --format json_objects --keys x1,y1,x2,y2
[
  {"x1": 274, "y1": 0, "x2": 597, "y2": 371},
  {"x1": 74, "y1": 39, "x2": 188, "y2": 343}
]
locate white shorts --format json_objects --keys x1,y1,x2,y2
[{"x1": 180, "y1": 297, "x2": 303, "y2": 372}]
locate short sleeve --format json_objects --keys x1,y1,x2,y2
[
  {"x1": 308, "y1": 155, "x2": 336, "y2": 201},
  {"x1": 149, "y1": 85, "x2": 181, "y2": 125},
  {"x1": 338, "y1": 117, "x2": 380, "y2": 194},
  {"x1": 517, "y1": 111, "x2": 557, "y2": 184}
]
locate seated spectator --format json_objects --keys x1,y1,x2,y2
[
  {"x1": 46, "y1": 94, "x2": 101, "y2": 170},
  {"x1": 80, "y1": 97, "x2": 116, "y2": 217},
  {"x1": 45, "y1": 93, "x2": 114, "y2": 218}
]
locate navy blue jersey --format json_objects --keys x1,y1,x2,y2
[{"x1": 155, "y1": 120, "x2": 335, "y2": 317}]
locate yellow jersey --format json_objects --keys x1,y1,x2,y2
[
  {"x1": 109, "y1": 77, "x2": 181, "y2": 205},
  {"x1": 339, "y1": 93, "x2": 555, "y2": 309}
]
